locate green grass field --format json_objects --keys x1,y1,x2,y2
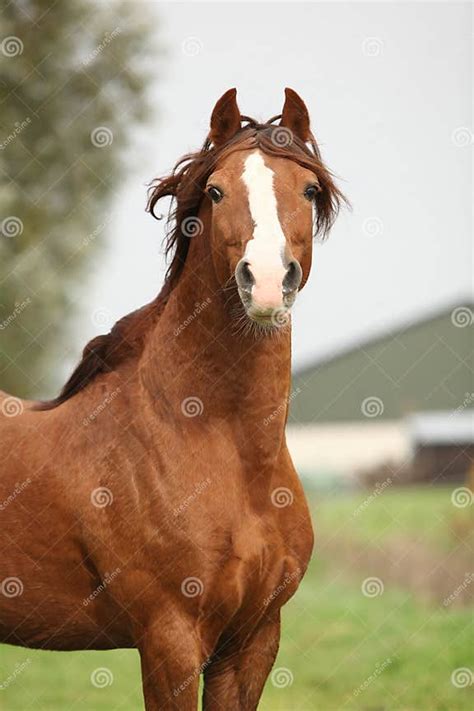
[
  {"x1": 1, "y1": 487, "x2": 473, "y2": 710},
  {"x1": 313, "y1": 485, "x2": 474, "y2": 551}
]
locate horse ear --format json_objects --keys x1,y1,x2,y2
[
  {"x1": 280, "y1": 87, "x2": 311, "y2": 143},
  {"x1": 209, "y1": 88, "x2": 241, "y2": 147}
]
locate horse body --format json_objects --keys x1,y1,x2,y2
[
  {"x1": 0, "y1": 278, "x2": 312, "y2": 685},
  {"x1": 0, "y1": 88, "x2": 343, "y2": 709}
]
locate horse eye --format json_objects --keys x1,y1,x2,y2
[
  {"x1": 304, "y1": 184, "x2": 319, "y2": 201},
  {"x1": 207, "y1": 186, "x2": 224, "y2": 203}
]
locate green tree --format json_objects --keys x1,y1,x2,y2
[{"x1": 0, "y1": 0, "x2": 157, "y2": 397}]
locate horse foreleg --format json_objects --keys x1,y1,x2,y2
[
  {"x1": 202, "y1": 614, "x2": 281, "y2": 711},
  {"x1": 137, "y1": 613, "x2": 202, "y2": 710}
]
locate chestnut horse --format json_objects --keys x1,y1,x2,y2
[{"x1": 0, "y1": 88, "x2": 344, "y2": 709}]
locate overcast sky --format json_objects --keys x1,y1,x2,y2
[{"x1": 79, "y1": 1, "x2": 472, "y2": 371}]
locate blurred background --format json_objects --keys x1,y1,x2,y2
[{"x1": 0, "y1": 1, "x2": 472, "y2": 709}]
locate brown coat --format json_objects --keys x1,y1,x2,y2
[{"x1": 0, "y1": 88, "x2": 344, "y2": 710}]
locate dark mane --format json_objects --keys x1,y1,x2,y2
[{"x1": 34, "y1": 115, "x2": 346, "y2": 411}]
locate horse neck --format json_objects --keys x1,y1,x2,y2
[{"x1": 140, "y1": 212, "x2": 292, "y2": 451}]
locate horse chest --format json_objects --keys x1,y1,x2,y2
[{"x1": 207, "y1": 519, "x2": 303, "y2": 625}]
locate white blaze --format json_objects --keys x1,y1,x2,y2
[{"x1": 241, "y1": 151, "x2": 286, "y2": 308}]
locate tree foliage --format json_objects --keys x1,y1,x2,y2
[{"x1": 0, "y1": 0, "x2": 157, "y2": 397}]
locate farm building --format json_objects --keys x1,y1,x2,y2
[
  {"x1": 287, "y1": 301, "x2": 474, "y2": 484},
  {"x1": 407, "y1": 410, "x2": 474, "y2": 484}
]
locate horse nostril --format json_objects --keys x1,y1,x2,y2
[
  {"x1": 283, "y1": 259, "x2": 302, "y2": 294},
  {"x1": 235, "y1": 260, "x2": 255, "y2": 293}
]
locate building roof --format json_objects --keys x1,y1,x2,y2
[
  {"x1": 294, "y1": 297, "x2": 473, "y2": 378},
  {"x1": 407, "y1": 410, "x2": 474, "y2": 446},
  {"x1": 290, "y1": 299, "x2": 473, "y2": 424}
]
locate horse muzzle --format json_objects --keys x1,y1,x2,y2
[{"x1": 235, "y1": 257, "x2": 302, "y2": 327}]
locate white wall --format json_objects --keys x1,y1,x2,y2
[{"x1": 286, "y1": 421, "x2": 410, "y2": 479}]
